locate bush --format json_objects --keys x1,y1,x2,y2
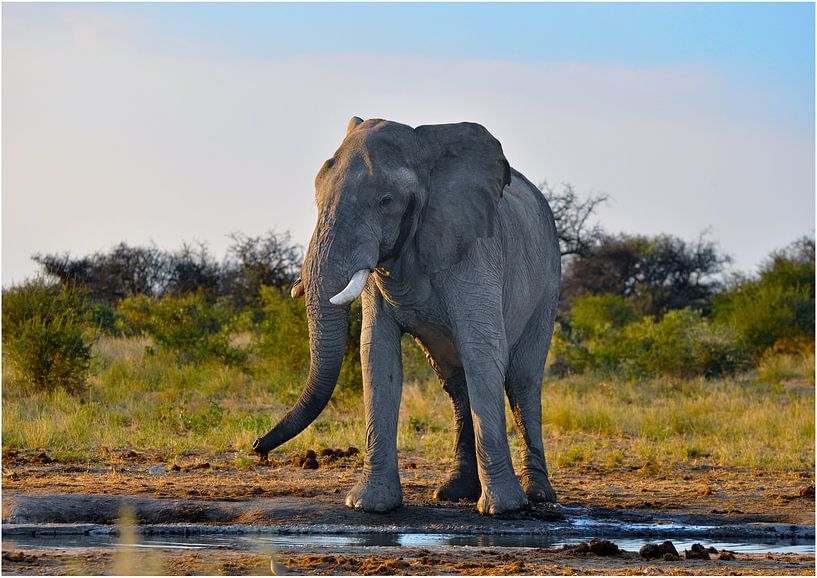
[
  {"x1": 251, "y1": 287, "x2": 363, "y2": 392},
  {"x1": 118, "y1": 292, "x2": 245, "y2": 366},
  {"x1": 2, "y1": 280, "x2": 95, "y2": 391},
  {"x1": 714, "y1": 237, "x2": 815, "y2": 358},
  {"x1": 551, "y1": 294, "x2": 750, "y2": 379}
]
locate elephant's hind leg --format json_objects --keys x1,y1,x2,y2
[
  {"x1": 434, "y1": 368, "x2": 481, "y2": 502},
  {"x1": 506, "y1": 303, "x2": 558, "y2": 504}
]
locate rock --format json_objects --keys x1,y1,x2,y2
[
  {"x1": 31, "y1": 452, "x2": 54, "y2": 464},
  {"x1": 662, "y1": 553, "x2": 680, "y2": 561},
  {"x1": 588, "y1": 538, "x2": 620, "y2": 556},
  {"x1": 564, "y1": 542, "x2": 589, "y2": 555},
  {"x1": 640, "y1": 544, "x2": 662, "y2": 559},
  {"x1": 170, "y1": 464, "x2": 181, "y2": 472},
  {"x1": 706, "y1": 546, "x2": 718, "y2": 554},
  {"x1": 718, "y1": 551, "x2": 736, "y2": 561},
  {"x1": 799, "y1": 485, "x2": 815, "y2": 498},
  {"x1": 320, "y1": 448, "x2": 335, "y2": 457},
  {"x1": 346, "y1": 446, "x2": 360, "y2": 456},
  {"x1": 641, "y1": 541, "x2": 677, "y2": 559},
  {"x1": 685, "y1": 543, "x2": 711, "y2": 560},
  {"x1": 302, "y1": 457, "x2": 319, "y2": 469},
  {"x1": 659, "y1": 541, "x2": 679, "y2": 557},
  {"x1": 189, "y1": 462, "x2": 210, "y2": 470},
  {"x1": 305, "y1": 450, "x2": 317, "y2": 459},
  {"x1": 148, "y1": 466, "x2": 166, "y2": 475}
]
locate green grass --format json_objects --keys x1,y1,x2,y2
[{"x1": 2, "y1": 336, "x2": 814, "y2": 473}]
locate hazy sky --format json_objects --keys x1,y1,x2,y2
[{"x1": 3, "y1": 2, "x2": 814, "y2": 284}]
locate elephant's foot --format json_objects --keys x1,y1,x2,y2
[
  {"x1": 477, "y1": 479, "x2": 529, "y2": 515},
  {"x1": 522, "y1": 473, "x2": 558, "y2": 503},
  {"x1": 433, "y1": 471, "x2": 481, "y2": 502},
  {"x1": 345, "y1": 475, "x2": 403, "y2": 513}
]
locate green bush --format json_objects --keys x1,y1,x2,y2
[
  {"x1": 2, "y1": 280, "x2": 95, "y2": 391},
  {"x1": 251, "y1": 287, "x2": 364, "y2": 392},
  {"x1": 118, "y1": 292, "x2": 245, "y2": 365},
  {"x1": 713, "y1": 238, "x2": 815, "y2": 358},
  {"x1": 551, "y1": 294, "x2": 750, "y2": 379}
]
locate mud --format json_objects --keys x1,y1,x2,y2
[{"x1": 2, "y1": 452, "x2": 814, "y2": 575}]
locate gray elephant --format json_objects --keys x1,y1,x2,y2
[{"x1": 253, "y1": 117, "x2": 560, "y2": 515}]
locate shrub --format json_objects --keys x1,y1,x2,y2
[
  {"x1": 118, "y1": 292, "x2": 245, "y2": 365},
  {"x1": 714, "y1": 237, "x2": 815, "y2": 358},
  {"x1": 551, "y1": 294, "x2": 750, "y2": 379},
  {"x1": 251, "y1": 287, "x2": 363, "y2": 392},
  {"x1": 2, "y1": 280, "x2": 95, "y2": 391}
]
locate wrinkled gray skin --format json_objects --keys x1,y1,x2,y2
[{"x1": 254, "y1": 117, "x2": 560, "y2": 515}]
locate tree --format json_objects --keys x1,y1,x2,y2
[
  {"x1": 560, "y1": 232, "x2": 731, "y2": 317},
  {"x1": 222, "y1": 231, "x2": 303, "y2": 307},
  {"x1": 34, "y1": 243, "x2": 168, "y2": 304},
  {"x1": 539, "y1": 180, "x2": 608, "y2": 258}
]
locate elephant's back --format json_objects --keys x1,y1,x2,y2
[
  {"x1": 499, "y1": 169, "x2": 560, "y2": 272},
  {"x1": 496, "y1": 169, "x2": 561, "y2": 341}
]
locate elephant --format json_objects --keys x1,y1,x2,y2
[{"x1": 253, "y1": 117, "x2": 561, "y2": 515}]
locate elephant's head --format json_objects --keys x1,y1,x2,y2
[{"x1": 253, "y1": 117, "x2": 510, "y2": 455}]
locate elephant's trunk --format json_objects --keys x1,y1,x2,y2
[{"x1": 252, "y1": 267, "x2": 352, "y2": 456}]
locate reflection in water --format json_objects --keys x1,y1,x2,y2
[{"x1": 7, "y1": 531, "x2": 815, "y2": 555}]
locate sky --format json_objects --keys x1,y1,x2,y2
[{"x1": 3, "y1": 2, "x2": 814, "y2": 284}]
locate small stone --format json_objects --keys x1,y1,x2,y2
[
  {"x1": 305, "y1": 450, "x2": 317, "y2": 459},
  {"x1": 302, "y1": 457, "x2": 319, "y2": 469},
  {"x1": 346, "y1": 447, "x2": 360, "y2": 456},
  {"x1": 191, "y1": 462, "x2": 210, "y2": 469},
  {"x1": 148, "y1": 466, "x2": 166, "y2": 475},
  {"x1": 565, "y1": 542, "x2": 589, "y2": 555},
  {"x1": 639, "y1": 544, "x2": 661, "y2": 559},
  {"x1": 32, "y1": 452, "x2": 53, "y2": 464},
  {"x1": 659, "y1": 541, "x2": 679, "y2": 557},
  {"x1": 170, "y1": 464, "x2": 181, "y2": 472},
  {"x1": 685, "y1": 543, "x2": 711, "y2": 560},
  {"x1": 320, "y1": 448, "x2": 335, "y2": 457},
  {"x1": 662, "y1": 553, "x2": 680, "y2": 561},
  {"x1": 718, "y1": 551, "x2": 736, "y2": 561},
  {"x1": 588, "y1": 538, "x2": 620, "y2": 556}
]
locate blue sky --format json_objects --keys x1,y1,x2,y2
[{"x1": 3, "y1": 3, "x2": 814, "y2": 283}]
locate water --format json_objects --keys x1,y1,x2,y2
[{"x1": 5, "y1": 531, "x2": 814, "y2": 555}]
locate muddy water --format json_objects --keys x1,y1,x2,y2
[{"x1": 5, "y1": 531, "x2": 815, "y2": 555}]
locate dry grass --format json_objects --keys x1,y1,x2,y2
[{"x1": 2, "y1": 337, "x2": 814, "y2": 473}]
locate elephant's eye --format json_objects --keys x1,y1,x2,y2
[{"x1": 379, "y1": 194, "x2": 393, "y2": 209}]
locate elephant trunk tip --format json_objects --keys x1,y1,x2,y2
[{"x1": 252, "y1": 437, "x2": 269, "y2": 457}]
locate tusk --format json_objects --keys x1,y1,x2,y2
[
  {"x1": 329, "y1": 269, "x2": 370, "y2": 305},
  {"x1": 290, "y1": 277, "x2": 304, "y2": 299}
]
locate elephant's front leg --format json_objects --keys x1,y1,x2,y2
[
  {"x1": 454, "y1": 311, "x2": 528, "y2": 515},
  {"x1": 345, "y1": 293, "x2": 403, "y2": 513}
]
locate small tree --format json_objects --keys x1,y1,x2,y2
[
  {"x1": 539, "y1": 180, "x2": 608, "y2": 258},
  {"x1": 2, "y1": 280, "x2": 95, "y2": 392}
]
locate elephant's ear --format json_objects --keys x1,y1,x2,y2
[{"x1": 414, "y1": 122, "x2": 511, "y2": 274}]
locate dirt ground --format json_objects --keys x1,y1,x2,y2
[{"x1": 2, "y1": 448, "x2": 815, "y2": 575}]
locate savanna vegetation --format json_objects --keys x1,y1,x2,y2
[{"x1": 3, "y1": 188, "x2": 814, "y2": 474}]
